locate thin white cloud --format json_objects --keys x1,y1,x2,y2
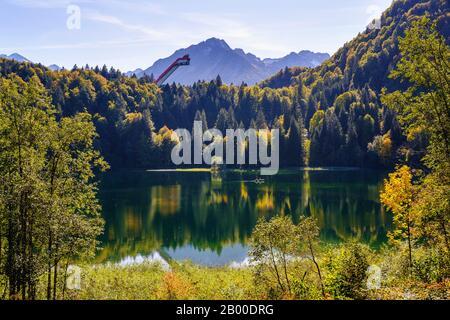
[
  {"x1": 6, "y1": 0, "x2": 91, "y2": 8},
  {"x1": 7, "y1": 0, "x2": 165, "y2": 15},
  {"x1": 107, "y1": 1, "x2": 166, "y2": 15},
  {"x1": 0, "y1": 38, "x2": 160, "y2": 51},
  {"x1": 181, "y1": 12, "x2": 252, "y2": 40},
  {"x1": 85, "y1": 12, "x2": 165, "y2": 39},
  {"x1": 7, "y1": 0, "x2": 271, "y2": 54}
]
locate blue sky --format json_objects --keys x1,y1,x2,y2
[{"x1": 0, "y1": 0, "x2": 393, "y2": 71}]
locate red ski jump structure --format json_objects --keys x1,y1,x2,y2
[{"x1": 155, "y1": 54, "x2": 190, "y2": 86}]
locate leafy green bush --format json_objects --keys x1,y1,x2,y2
[
  {"x1": 324, "y1": 242, "x2": 371, "y2": 299},
  {"x1": 413, "y1": 248, "x2": 450, "y2": 284},
  {"x1": 291, "y1": 278, "x2": 323, "y2": 300}
]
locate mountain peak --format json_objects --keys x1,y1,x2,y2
[
  {"x1": 0, "y1": 53, "x2": 31, "y2": 63},
  {"x1": 203, "y1": 37, "x2": 231, "y2": 50},
  {"x1": 134, "y1": 38, "x2": 329, "y2": 85},
  {"x1": 48, "y1": 64, "x2": 61, "y2": 71}
]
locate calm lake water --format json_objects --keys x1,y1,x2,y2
[{"x1": 97, "y1": 169, "x2": 390, "y2": 266}]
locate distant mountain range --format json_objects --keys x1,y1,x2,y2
[
  {"x1": 0, "y1": 53, "x2": 31, "y2": 63},
  {"x1": 0, "y1": 53, "x2": 62, "y2": 71},
  {"x1": 126, "y1": 38, "x2": 330, "y2": 85},
  {"x1": 2, "y1": 38, "x2": 329, "y2": 86}
]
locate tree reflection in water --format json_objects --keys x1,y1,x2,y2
[{"x1": 97, "y1": 169, "x2": 391, "y2": 265}]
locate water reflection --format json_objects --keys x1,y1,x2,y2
[{"x1": 97, "y1": 169, "x2": 390, "y2": 265}]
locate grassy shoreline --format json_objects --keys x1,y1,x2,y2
[
  {"x1": 64, "y1": 244, "x2": 449, "y2": 300},
  {"x1": 65, "y1": 262, "x2": 255, "y2": 300},
  {"x1": 2, "y1": 243, "x2": 448, "y2": 300}
]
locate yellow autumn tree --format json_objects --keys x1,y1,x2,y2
[{"x1": 380, "y1": 165, "x2": 417, "y2": 271}]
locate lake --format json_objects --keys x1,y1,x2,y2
[{"x1": 96, "y1": 169, "x2": 390, "y2": 266}]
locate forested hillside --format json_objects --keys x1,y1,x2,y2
[
  {"x1": 0, "y1": 0, "x2": 447, "y2": 170},
  {"x1": 0, "y1": 60, "x2": 309, "y2": 168},
  {"x1": 262, "y1": 0, "x2": 449, "y2": 166}
]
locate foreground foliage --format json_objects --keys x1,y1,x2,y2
[
  {"x1": 3, "y1": 242, "x2": 443, "y2": 300},
  {"x1": 0, "y1": 75, "x2": 108, "y2": 299}
]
